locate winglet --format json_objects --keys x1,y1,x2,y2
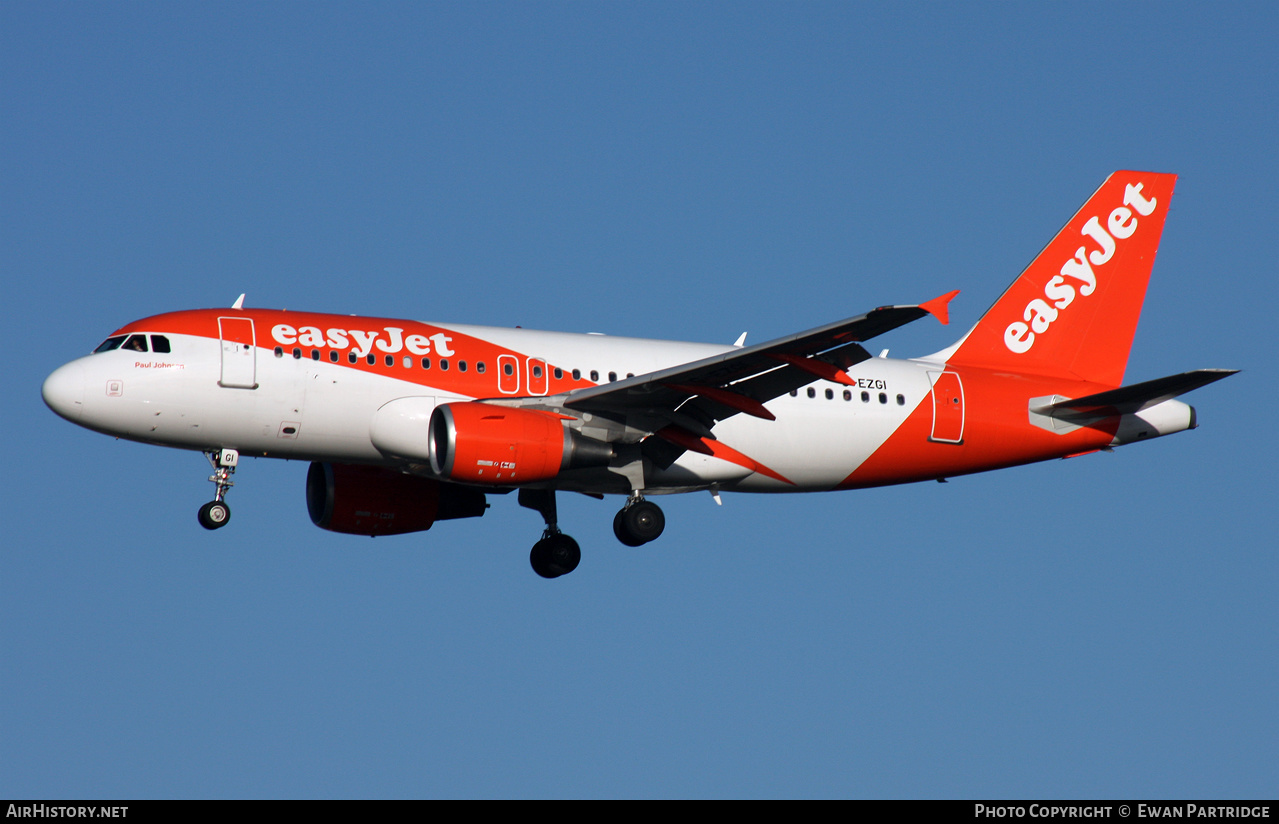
[
  {"x1": 919, "y1": 290, "x2": 959, "y2": 325},
  {"x1": 232, "y1": 293, "x2": 246, "y2": 310}
]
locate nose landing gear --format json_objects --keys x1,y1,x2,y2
[
  {"x1": 197, "y1": 499, "x2": 231, "y2": 529},
  {"x1": 198, "y1": 448, "x2": 238, "y2": 530}
]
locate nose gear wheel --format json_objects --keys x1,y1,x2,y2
[{"x1": 198, "y1": 449, "x2": 238, "y2": 531}]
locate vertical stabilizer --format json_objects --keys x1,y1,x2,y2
[{"x1": 945, "y1": 171, "x2": 1177, "y2": 387}]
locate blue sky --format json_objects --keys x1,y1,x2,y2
[{"x1": 3, "y1": 2, "x2": 1276, "y2": 799}]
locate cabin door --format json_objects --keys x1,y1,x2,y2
[
  {"x1": 928, "y1": 371, "x2": 964, "y2": 444},
  {"x1": 218, "y1": 317, "x2": 258, "y2": 389}
]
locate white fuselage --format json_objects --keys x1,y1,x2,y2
[{"x1": 44, "y1": 321, "x2": 937, "y2": 494}]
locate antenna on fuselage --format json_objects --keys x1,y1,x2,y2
[{"x1": 232, "y1": 294, "x2": 245, "y2": 310}]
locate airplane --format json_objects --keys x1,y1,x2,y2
[{"x1": 42, "y1": 171, "x2": 1235, "y2": 578}]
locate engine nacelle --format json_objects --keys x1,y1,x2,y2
[
  {"x1": 429, "y1": 402, "x2": 614, "y2": 484},
  {"x1": 306, "y1": 462, "x2": 487, "y2": 536}
]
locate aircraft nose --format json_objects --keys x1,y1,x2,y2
[{"x1": 43, "y1": 360, "x2": 86, "y2": 422}]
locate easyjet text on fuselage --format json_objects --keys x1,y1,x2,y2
[{"x1": 270, "y1": 324, "x2": 456, "y2": 359}]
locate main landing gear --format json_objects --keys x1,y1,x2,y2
[
  {"x1": 613, "y1": 496, "x2": 665, "y2": 547},
  {"x1": 519, "y1": 489, "x2": 666, "y2": 578},
  {"x1": 519, "y1": 489, "x2": 581, "y2": 579},
  {"x1": 198, "y1": 448, "x2": 238, "y2": 530}
]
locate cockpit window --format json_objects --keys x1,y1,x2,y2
[
  {"x1": 94, "y1": 335, "x2": 126, "y2": 353},
  {"x1": 95, "y1": 333, "x2": 168, "y2": 354}
]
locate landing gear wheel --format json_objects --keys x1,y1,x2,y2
[
  {"x1": 198, "y1": 500, "x2": 231, "y2": 530},
  {"x1": 530, "y1": 533, "x2": 581, "y2": 579},
  {"x1": 200, "y1": 449, "x2": 238, "y2": 531},
  {"x1": 613, "y1": 500, "x2": 665, "y2": 546},
  {"x1": 613, "y1": 509, "x2": 644, "y2": 547}
]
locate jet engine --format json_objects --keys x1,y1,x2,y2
[
  {"x1": 428, "y1": 402, "x2": 614, "y2": 484},
  {"x1": 306, "y1": 462, "x2": 487, "y2": 536}
]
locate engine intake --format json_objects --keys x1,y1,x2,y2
[{"x1": 429, "y1": 402, "x2": 614, "y2": 484}]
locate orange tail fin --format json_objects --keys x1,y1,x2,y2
[{"x1": 945, "y1": 171, "x2": 1177, "y2": 387}]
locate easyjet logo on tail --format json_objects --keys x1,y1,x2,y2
[{"x1": 1004, "y1": 182, "x2": 1159, "y2": 354}]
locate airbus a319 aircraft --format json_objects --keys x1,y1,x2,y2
[{"x1": 43, "y1": 171, "x2": 1234, "y2": 577}]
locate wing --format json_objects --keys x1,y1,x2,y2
[{"x1": 495, "y1": 291, "x2": 958, "y2": 465}]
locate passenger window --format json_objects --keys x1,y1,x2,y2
[
  {"x1": 608, "y1": 371, "x2": 616, "y2": 382},
  {"x1": 440, "y1": 359, "x2": 449, "y2": 371},
  {"x1": 348, "y1": 352, "x2": 357, "y2": 364},
  {"x1": 421, "y1": 358, "x2": 431, "y2": 370},
  {"x1": 553, "y1": 367, "x2": 562, "y2": 379},
  {"x1": 807, "y1": 387, "x2": 816, "y2": 398},
  {"x1": 861, "y1": 391, "x2": 870, "y2": 402},
  {"x1": 312, "y1": 350, "x2": 320, "y2": 361},
  {"x1": 274, "y1": 347, "x2": 284, "y2": 358},
  {"x1": 843, "y1": 390, "x2": 852, "y2": 401},
  {"x1": 293, "y1": 348, "x2": 302, "y2": 359},
  {"x1": 329, "y1": 351, "x2": 338, "y2": 362},
  {"x1": 572, "y1": 369, "x2": 581, "y2": 380},
  {"x1": 385, "y1": 355, "x2": 394, "y2": 367},
  {"x1": 879, "y1": 392, "x2": 888, "y2": 404},
  {"x1": 477, "y1": 362, "x2": 486, "y2": 374},
  {"x1": 366, "y1": 354, "x2": 376, "y2": 365},
  {"x1": 123, "y1": 334, "x2": 148, "y2": 352},
  {"x1": 897, "y1": 394, "x2": 905, "y2": 405},
  {"x1": 150, "y1": 335, "x2": 171, "y2": 353},
  {"x1": 459, "y1": 360, "x2": 468, "y2": 372},
  {"x1": 94, "y1": 336, "x2": 126, "y2": 353},
  {"x1": 590, "y1": 370, "x2": 599, "y2": 382}
]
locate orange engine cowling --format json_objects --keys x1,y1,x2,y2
[
  {"x1": 428, "y1": 402, "x2": 614, "y2": 484},
  {"x1": 306, "y1": 462, "x2": 487, "y2": 536}
]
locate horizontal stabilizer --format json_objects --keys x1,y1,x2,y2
[{"x1": 1046, "y1": 369, "x2": 1238, "y2": 415}]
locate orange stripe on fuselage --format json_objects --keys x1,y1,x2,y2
[
  {"x1": 655, "y1": 425, "x2": 794, "y2": 485},
  {"x1": 839, "y1": 367, "x2": 1120, "y2": 489},
  {"x1": 112, "y1": 308, "x2": 598, "y2": 398}
]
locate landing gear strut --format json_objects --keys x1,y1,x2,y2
[
  {"x1": 519, "y1": 489, "x2": 580, "y2": 578},
  {"x1": 198, "y1": 448, "x2": 238, "y2": 530},
  {"x1": 613, "y1": 496, "x2": 665, "y2": 547},
  {"x1": 516, "y1": 486, "x2": 667, "y2": 577}
]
